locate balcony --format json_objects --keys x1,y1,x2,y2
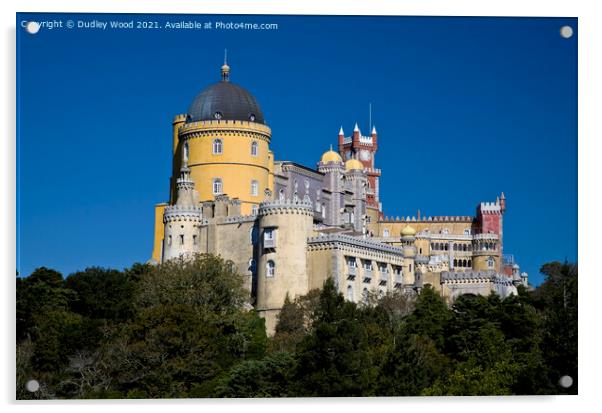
[
  {"x1": 363, "y1": 269, "x2": 373, "y2": 283},
  {"x1": 379, "y1": 270, "x2": 389, "y2": 285},
  {"x1": 264, "y1": 237, "x2": 276, "y2": 249}
]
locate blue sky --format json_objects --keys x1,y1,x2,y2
[{"x1": 16, "y1": 13, "x2": 577, "y2": 286}]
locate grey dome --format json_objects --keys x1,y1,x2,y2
[{"x1": 186, "y1": 81, "x2": 265, "y2": 124}]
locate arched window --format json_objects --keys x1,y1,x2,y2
[
  {"x1": 279, "y1": 188, "x2": 285, "y2": 202},
  {"x1": 362, "y1": 288, "x2": 369, "y2": 303},
  {"x1": 183, "y1": 142, "x2": 189, "y2": 162},
  {"x1": 251, "y1": 180, "x2": 259, "y2": 196},
  {"x1": 444, "y1": 244, "x2": 449, "y2": 251},
  {"x1": 212, "y1": 138, "x2": 223, "y2": 154},
  {"x1": 463, "y1": 259, "x2": 467, "y2": 267},
  {"x1": 453, "y1": 259, "x2": 458, "y2": 267},
  {"x1": 321, "y1": 203, "x2": 326, "y2": 218},
  {"x1": 212, "y1": 178, "x2": 223, "y2": 195},
  {"x1": 251, "y1": 141, "x2": 258, "y2": 156},
  {"x1": 383, "y1": 228, "x2": 390, "y2": 237},
  {"x1": 347, "y1": 285, "x2": 354, "y2": 301},
  {"x1": 463, "y1": 244, "x2": 467, "y2": 252},
  {"x1": 468, "y1": 259, "x2": 472, "y2": 267},
  {"x1": 453, "y1": 244, "x2": 458, "y2": 251},
  {"x1": 487, "y1": 257, "x2": 495, "y2": 268},
  {"x1": 266, "y1": 260, "x2": 276, "y2": 277}
]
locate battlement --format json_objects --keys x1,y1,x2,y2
[
  {"x1": 381, "y1": 215, "x2": 474, "y2": 223},
  {"x1": 178, "y1": 118, "x2": 272, "y2": 135},
  {"x1": 163, "y1": 205, "x2": 203, "y2": 223},
  {"x1": 473, "y1": 233, "x2": 499, "y2": 241},
  {"x1": 308, "y1": 233, "x2": 404, "y2": 256},
  {"x1": 479, "y1": 201, "x2": 502, "y2": 214},
  {"x1": 259, "y1": 198, "x2": 314, "y2": 216},
  {"x1": 441, "y1": 270, "x2": 513, "y2": 285},
  {"x1": 172, "y1": 113, "x2": 188, "y2": 123},
  {"x1": 359, "y1": 135, "x2": 373, "y2": 144}
]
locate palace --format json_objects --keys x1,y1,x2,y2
[{"x1": 150, "y1": 61, "x2": 529, "y2": 333}]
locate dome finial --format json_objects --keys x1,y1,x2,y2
[{"x1": 221, "y1": 49, "x2": 230, "y2": 82}]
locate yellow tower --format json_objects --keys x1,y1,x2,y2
[{"x1": 151, "y1": 60, "x2": 273, "y2": 262}]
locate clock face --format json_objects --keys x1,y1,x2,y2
[{"x1": 360, "y1": 150, "x2": 371, "y2": 161}]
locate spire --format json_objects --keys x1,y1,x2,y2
[
  {"x1": 339, "y1": 126, "x2": 344, "y2": 136},
  {"x1": 371, "y1": 125, "x2": 377, "y2": 135},
  {"x1": 221, "y1": 49, "x2": 230, "y2": 82},
  {"x1": 175, "y1": 146, "x2": 196, "y2": 206},
  {"x1": 329, "y1": 144, "x2": 333, "y2": 151},
  {"x1": 354, "y1": 122, "x2": 360, "y2": 133}
]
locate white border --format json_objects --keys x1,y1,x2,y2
[{"x1": 3, "y1": 1, "x2": 600, "y2": 412}]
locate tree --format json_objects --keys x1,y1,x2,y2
[
  {"x1": 95, "y1": 254, "x2": 267, "y2": 398},
  {"x1": 291, "y1": 279, "x2": 379, "y2": 396},
  {"x1": 532, "y1": 261, "x2": 578, "y2": 394},
  {"x1": 65, "y1": 267, "x2": 136, "y2": 321},
  {"x1": 17, "y1": 267, "x2": 74, "y2": 341}
]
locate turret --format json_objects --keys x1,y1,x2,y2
[
  {"x1": 162, "y1": 154, "x2": 203, "y2": 262},
  {"x1": 318, "y1": 145, "x2": 345, "y2": 227},
  {"x1": 400, "y1": 225, "x2": 417, "y2": 284},
  {"x1": 256, "y1": 198, "x2": 314, "y2": 334}
]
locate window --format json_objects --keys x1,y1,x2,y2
[
  {"x1": 193, "y1": 235, "x2": 197, "y2": 245},
  {"x1": 167, "y1": 235, "x2": 172, "y2": 246},
  {"x1": 363, "y1": 260, "x2": 373, "y2": 271},
  {"x1": 487, "y1": 257, "x2": 495, "y2": 268},
  {"x1": 179, "y1": 234, "x2": 184, "y2": 245},
  {"x1": 347, "y1": 285, "x2": 354, "y2": 301},
  {"x1": 251, "y1": 180, "x2": 259, "y2": 196},
  {"x1": 214, "y1": 111, "x2": 223, "y2": 120},
  {"x1": 383, "y1": 228, "x2": 390, "y2": 237},
  {"x1": 184, "y1": 142, "x2": 189, "y2": 161},
  {"x1": 362, "y1": 288, "x2": 369, "y2": 303},
  {"x1": 212, "y1": 178, "x2": 223, "y2": 195},
  {"x1": 249, "y1": 113, "x2": 256, "y2": 122},
  {"x1": 251, "y1": 141, "x2": 258, "y2": 156},
  {"x1": 347, "y1": 257, "x2": 357, "y2": 268},
  {"x1": 321, "y1": 203, "x2": 326, "y2": 218},
  {"x1": 266, "y1": 260, "x2": 276, "y2": 277},
  {"x1": 409, "y1": 264, "x2": 412, "y2": 272},
  {"x1": 252, "y1": 204, "x2": 259, "y2": 215},
  {"x1": 212, "y1": 138, "x2": 223, "y2": 154},
  {"x1": 248, "y1": 258, "x2": 256, "y2": 273},
  {"x1": 464, "y1": 228, "x2": 471, "y2": 235},
  {"x1": 264, "y1": 228, "x2": 276, "y2": 248}
]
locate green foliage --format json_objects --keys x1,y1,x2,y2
[
  {"x1": 65, "y1": 267, "x2": 137, "y2": 321},
  {"x1": 16, "y1": 258, "x2": 578, "y2": 398},
  {"x1": 214, "y1": 352, "x2": 295, "y2": 397}
]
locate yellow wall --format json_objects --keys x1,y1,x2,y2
[
  {"x1": 151, "y1": 203, "x2": 167, "y2": 263},
  {"x1": 174, "y1": 120, "x2": 273, "y2": 216}
]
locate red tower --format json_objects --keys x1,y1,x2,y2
[{"x1": 338, "y1": 123, "x2": 382, "y2": 215}]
